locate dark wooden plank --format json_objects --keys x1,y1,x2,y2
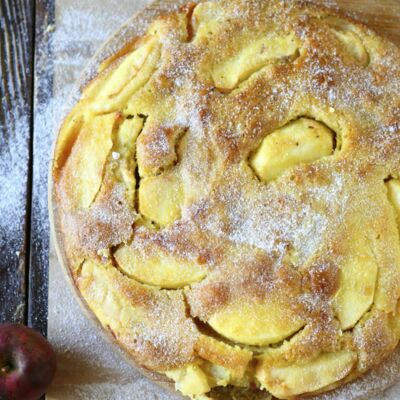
[
  {"x1": 28, "y1": 0, "x2": 55, "y2": 337},
  {"x1": 0, "y1": 0, "x2": 34, "y2": 324}
]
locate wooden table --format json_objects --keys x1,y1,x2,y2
[
  {"x1": 0, "y1": 0, "x2": 55, "y2": 337},
  {"x1": 1, "y1": 0, "x2": 400, "y2": 398}
]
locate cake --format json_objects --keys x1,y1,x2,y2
[{"x1": 52, "y1": 0, "x2": 400, "y2": 398}]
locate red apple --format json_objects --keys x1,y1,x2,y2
[{"x1": 0, "y1": 324, "x2": 56, "y2": 400}]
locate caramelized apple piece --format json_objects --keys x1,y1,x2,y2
[
  {"x1": 78, "y1": 260, "x2": 146, "y2": 330},
  {"x1": 60, "y1": 113, "x2": 116, "y2": 208},
  {"x1": 256, "y1": 351, "x2": 356, "y2": 398},
  {"x1": 53, "y1": 106, "x2": 84, "y2": 173},
  {"x1": 326, "y1": 17, "x2": 369, "y2": 66},
  {"x1": 114, "y1": 244, "x2": 206, "y2": 289},
  {"x1": 249, "y1": 118, "x2": 333, "y2": 182},
  {"x1": 333, "y1": 233, "x2": 378, "y2": 330},
  {"x1": 86, "y1": 37, "x2": 161, "y2": 113},
  {"x1": 191, "y1": 1, "x2": 224, "y2": 40},
  {"x1": 208, "y1": 300, "x2": 305, "y2": 346},
  {"x1": 138, "y1": 171, "x2": 184, "y2": 227},
  {"x1": 194, "y1": 335, "x2": 252, "y2": 379},
  {"x1": 332, "y1": 29, "x2": 369, "y2": 66},
  {"x1": 386, "y1": 179, "x2": 400, "y2": 225},
  {"x1": 166, "y1": 364, "x2": 211, "y2": 396},
  {"x1": 212, "y1": 33, "x2": 299, "y2": 91}
]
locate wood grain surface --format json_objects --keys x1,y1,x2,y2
[
  {"x1": 29, "y1": 0, "x2": 55, "y2": 337},
  {"x1": 0, "y1": 0, "x2": 34, "y2": 325},
  {"x1": 0, "y1": 0, "x2": 54, "y2": 338}
]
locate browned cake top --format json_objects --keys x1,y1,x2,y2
[{"x1": 52, "y1": 0, "x2": 400, "y2": 398}]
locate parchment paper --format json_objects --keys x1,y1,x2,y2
[{"x1": 45, "y1": 0, "x2": 400, "y2": 398}]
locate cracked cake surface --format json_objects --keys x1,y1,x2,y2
[{"x1": 52, "y1": 0, "x2": 400, "y2": 398}]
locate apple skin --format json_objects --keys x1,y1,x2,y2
[{"x1": 0, "y1": 324, "x2": 57, "y2": 400}]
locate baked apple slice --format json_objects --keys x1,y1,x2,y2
[
  {"x1": 333, "y1": 232, "x2": 378, "y2": 330},
  {"x1": 256, "y1": 350, "x2": 356, "y2": 398},
  {"x1": 249, "y1": 118, "x2": 334, "y2": 182},
  {"x1": 114, "y1": 244, "x2": 206, "y2": 288},
  {"x1": 59, "y1": 113, "x2": 116, "y2": 208},
  {"x1": 85, "y1": 36, "x2": 161, "y2": 113},
  {"x1": 208, "y1": 299, "x2": 305, "y2": 346},
  {"x1": 138, "y1": 170, "x2": 184, "y2": 227},
  {"x1": 212, "y1": 33, "x2": 300, "y2": 91}
]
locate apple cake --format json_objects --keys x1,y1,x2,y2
[{"x1": 52, "y1": 0, "x2": 400, "y2": 398}]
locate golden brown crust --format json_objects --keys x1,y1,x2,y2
[{"x1": 52, "y1": 0, "x2": 400, "y2": 398}]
